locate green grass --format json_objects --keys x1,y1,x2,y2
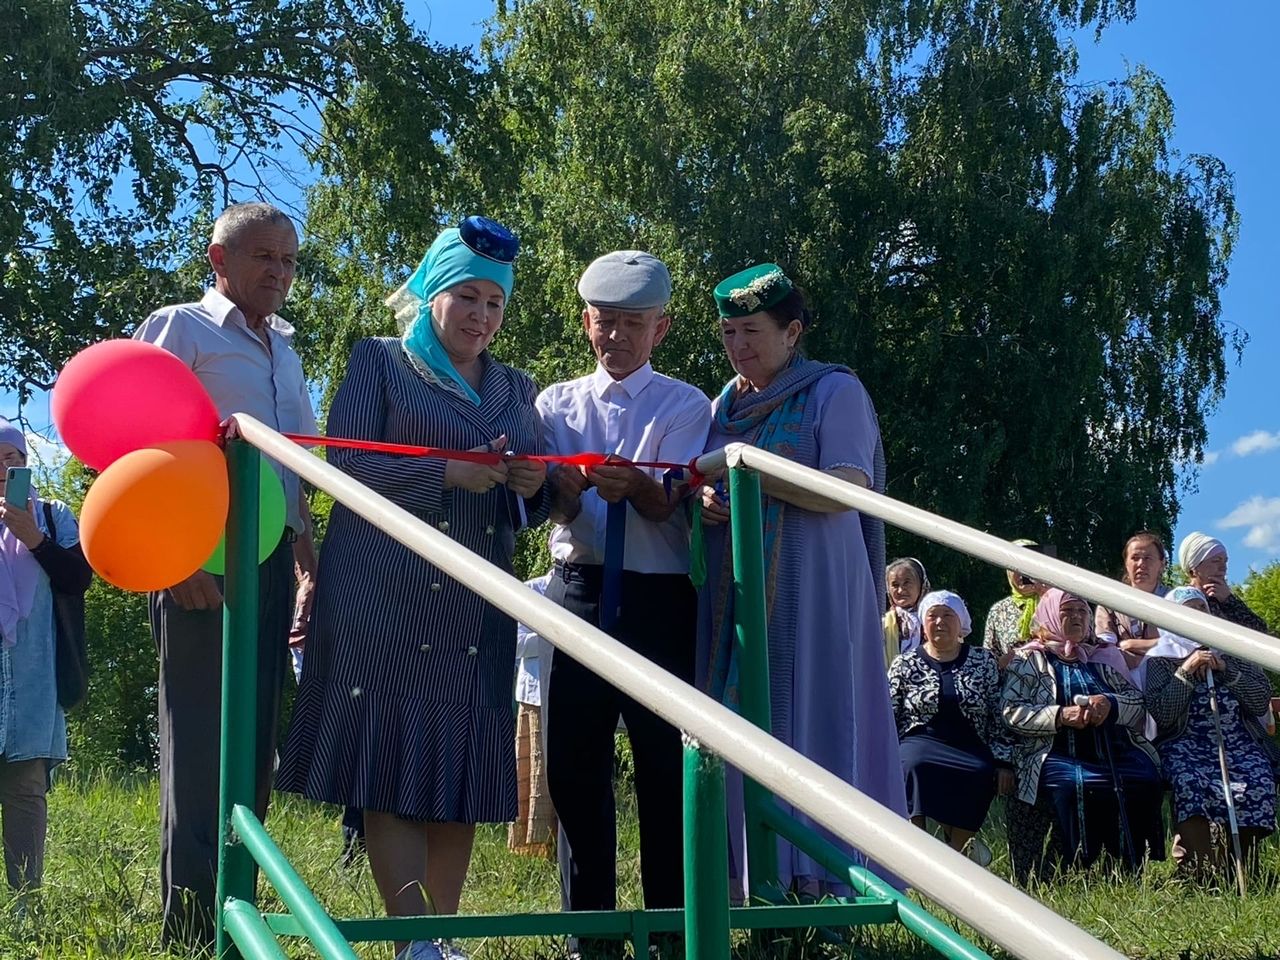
[{"x1": 3, "y1": 769, "x2": 1280, "y2": 959}]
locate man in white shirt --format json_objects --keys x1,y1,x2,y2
[
  {"x1": 132, "y1": 202, "x2": 318, "y2": 949},
  {"x1": 537, "y1": 251, "x2": 711, "y2": 937}
]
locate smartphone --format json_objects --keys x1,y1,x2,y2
[{"x1": 4, "y1": 467, "x2": 31, "y2": 511}]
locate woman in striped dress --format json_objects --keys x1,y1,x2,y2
[{"x1": 277, "y1": 218, "x2": 547, "y2": 960}]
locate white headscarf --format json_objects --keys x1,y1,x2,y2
[
  {"x1": 1144, "y1": 586, "x2": 1210, "y2": 661},
  {"x1": 887, "y1": 557, "x2": 931, "y2": 653},
  {"x1": 1177, "y1": 532, "x2": 1226, "y2": 576},
  {"x1": 918, "y1": 590, "x2": 973, "y2": 640}
]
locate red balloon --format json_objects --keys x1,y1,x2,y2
[{"x1": 52, "y1": 340, "x2": 221, "y2": 469}]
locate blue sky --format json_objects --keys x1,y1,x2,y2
[{"x1": 8, "y1": 1, "x2": 1276, "y2": 574}]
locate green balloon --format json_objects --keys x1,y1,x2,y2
[{"x1": 201, "y1": 459, "x2": 288, "y2": 575}]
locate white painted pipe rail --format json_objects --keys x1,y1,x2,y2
[
  {"x1": 232, "y1": 414, "x2": 1123, "y2": 960},
  {"x1": 696, "y1": 443, "x2": 1280, "y2": 672}
]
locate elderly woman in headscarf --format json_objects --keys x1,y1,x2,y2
[
  {"x1": 1000, "y1": 589, "x2": 1164, "y2": 882},
  {"x1": 1178, "y1": 532, "x2": 1271, "y2": 636},
  {"x1": 883, "y1": 557, "x2": 930, "y2": 669},
  {"x1": 278, "y1": 217, "x2": 547, "y2": 960},
  {"x1": 1144, "y1": 586, "x2": 1278, "y2": 877},
  {"x1": 1178, "y1": 530, "x2": 1277, "y2": 734},
  {"x1": 0, "y1": 420, "x2": 92, "y2": 893},
  {"x1": 888, "y1": 591, "x2": 1014, "y2": 865}
]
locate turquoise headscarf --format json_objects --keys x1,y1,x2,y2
[{"x1": 394, "y1": 227, "x2": 516, "y2": 406}]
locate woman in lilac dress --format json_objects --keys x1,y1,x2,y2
[{"x1": 696, "y1": 263, "x2": 906, "y2": 897}]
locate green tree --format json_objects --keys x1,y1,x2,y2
[
  {"x1": 1240, "y1": 561, "x2": 1280, "y2": 637},
  {"x1": 299, "y1": 0, "x2": 1239, "y2": 610},
  {"x1": 1, "y1": 0, "x2": 474, "y2": 411}
]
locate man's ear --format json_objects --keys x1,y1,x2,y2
[
  {"x1": 208, "y1": 243, "x2": 228, "y2": 278},
  {"x1": 651, "y1": 313, "x2": 672, "y2": 347}
]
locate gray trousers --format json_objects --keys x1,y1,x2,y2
[
  {"x1": 0, "y1": 756, "x2": 48, "y2": 890},
  {"x1": 151, "y1": 541, "x2": 293, "y2": 949}
]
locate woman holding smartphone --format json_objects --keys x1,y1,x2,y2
[{"x1": 0, "y1": 419, "x2": 92, "y2": 894}]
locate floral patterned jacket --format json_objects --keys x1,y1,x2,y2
[
  {"x1": 1000, "y1": 648, "x2": 1159, "y2": 805},
  {"x1": 1144, "y1": 654, "x2": 1280, "y2": 772},
  {"x1": 887, "y1": 645, "x2": 1015, "y2": 764}
]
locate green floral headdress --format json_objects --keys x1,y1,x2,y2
[{"x1": 713, "y1": 263, "x2": 793, "y2": 318}]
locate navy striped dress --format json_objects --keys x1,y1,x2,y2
[{"x1": 277, "y1": 337, "x2": 546, "y2": 822}]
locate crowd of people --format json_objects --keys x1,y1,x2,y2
[
  {"x1": 884, "y1": 538, "x2": 1279, "y2": 883},
  {"x1": 0, "y1": 201, "x2": 1275, "y2": 960}
]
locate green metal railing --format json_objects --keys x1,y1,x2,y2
[{"x1": 211, "y1": 416, "x2": 1178, "y2": 960}]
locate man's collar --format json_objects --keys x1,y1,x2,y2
[
  {"x1": 202, "y1": 288, "x2": 295, "y2": 337},
  {"x1": 591, "y1": 362, "x2": 655, "y2": 399}
]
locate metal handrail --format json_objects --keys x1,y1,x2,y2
[
  {"x1": 231, "y1": 413, "x2": 1124, "y2": 960},
  {"x1": 695, "y1": 443, "x2": 1280, "y2": 671}
]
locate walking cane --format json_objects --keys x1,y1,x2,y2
[
  {"x1": 1074, "y1": 695, "x2": 1135, "y2": 866},
  {"x1": 1204, "y1": 668, "x2": 1249, "y2": 896}
]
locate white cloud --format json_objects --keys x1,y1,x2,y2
[
  {"x1": 1218, "y1": 496, "x2": 1280, "y2": 553},
  {"x1": 1202, "y1": 450, "x2": 1221, "y2": 466},
  {"x1": 1231, "y1": 430, "x2": 1280, "y2": 458}
]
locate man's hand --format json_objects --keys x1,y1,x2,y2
[
  {"x1": 0, "y1": 502, "x2": 44, "y2": 550},
  {"x1": 168, "y1": 570, "x2": 224, "y2": 611},
  {"x1": 550, "y1": 465, "x2": 590, "y2": 523},
  {"x1": 586, "y1": 462, "x2": 646, "y2": 504}
]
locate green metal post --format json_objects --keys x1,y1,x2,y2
[
  {"x1": 231, "y1": 805, "x2": 359, "y2": 960},
  {"x1": 683, "y1": 740, "x2": 730, "y2": 960},
  {"x1": 727, "y1": 466, "x2": 779, "y2": 895},
  {"x1": 216, "y1": 440, "x2": 262, "y2": 959},
  {"x1": 223, "y1": 898, "x2": 289, "y2": 960}
]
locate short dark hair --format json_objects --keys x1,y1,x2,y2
[{"x1": 762, "y1": 285, "x2": 813, "y2": 330}]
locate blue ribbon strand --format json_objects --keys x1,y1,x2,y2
[{"x1": 601, "y1": 500, "x2": 627, "y2": 631}]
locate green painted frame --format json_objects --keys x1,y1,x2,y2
[{"x1": 213, "y1": 443, "x2": 990, "y2": 960}]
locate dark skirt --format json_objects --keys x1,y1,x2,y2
[
  {"x1": 901, "y1": 734, "x2": 996, "y2": 831},
  {"x1": 1040, "y1": 747, "x2": 1166, "y2": 868}
]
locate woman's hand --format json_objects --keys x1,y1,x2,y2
[
  {"x1": 443, "y1": 436, "x2": 509, "y2": 494},
  {"x1": 1197, "y1": 576, "x2": 1233, "y2": 603},
  {"x1": 1084, "y1": 694, "x2": 1112, "y2": 726},
  {"x1": 1058, "y1": 705, "x2": 1090, "y2": 729},
  {"x1": 1180, "y1": 647, "x2": 1224, "y2": 680},
  {"x1": 0, "y1": 502, "x2": 44, "y2": 550},
  {"x1": 995, "y1": 768, "x2": 1016, "y2": 797},
  {"x1": 698, "y1": 485, "x2": 730, "y2": 526},
  {"x1": 505, "y1": 458, "x2": 547, "y2": 499}
]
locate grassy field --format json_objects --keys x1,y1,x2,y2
[{"x1": 3, "y1": 769, "x2": 1280, "y2": 959}]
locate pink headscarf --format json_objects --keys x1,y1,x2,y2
[{"x1": 1022, "y1": 588, "x2": 1131, "y2": 677}]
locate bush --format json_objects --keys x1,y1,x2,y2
[{"x1": 66, "y1": 583, "x2": 158, "y2": 772}]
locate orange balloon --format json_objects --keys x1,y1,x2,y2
[{"x1": 80, "y1": 440, "x2": 230, "y2": 592}]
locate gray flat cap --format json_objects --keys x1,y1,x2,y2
[{"x1": 577, "y1": 250, "x2": 672, "y2": 309}]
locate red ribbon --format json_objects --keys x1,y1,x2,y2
[{"x1": 279, "y1": 433, "x2": 705, "y2": 487}]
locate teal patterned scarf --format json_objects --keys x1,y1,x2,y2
[{"x1": 703, "y1": 355, "x2": 847, "y2": 709}]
